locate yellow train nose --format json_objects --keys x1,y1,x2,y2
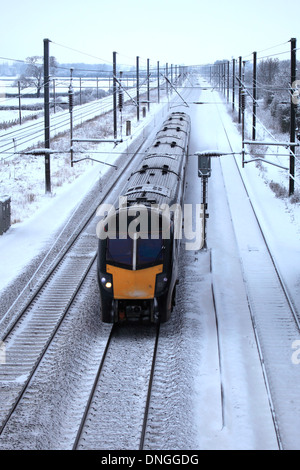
[{"x1": 106, "y1": 264, "x2": 163, "y2": 299}]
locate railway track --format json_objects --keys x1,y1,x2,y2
[
  {"x1": 215, "y1": 100, "x2": 300, "y2": 449},
  {"x1": 2, "y1": 81, "x2": 295, "y2": 449},
  {"x1": 0, "y1": 95, "x2": 114, "y2": 156},
  {"x1": 0, "y1": 116, "x2": 163, "y2": 438},
  {"x1": 0, "y1": 245, "x2": 97, "y2": 434},
  {"x1": 0, "y1": 82, "x2": 157, "y2": 158},
  {"x1": 73, "y1": 323, "x2": 160, "y2": 450},
  {"x1": 0, "y1": 86, "x2": 191, "y2": 449}
]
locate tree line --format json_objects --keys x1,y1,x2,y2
[{"x1": 244, "y1": 58, "x2": 300, "y2": 133}]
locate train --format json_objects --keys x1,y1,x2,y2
[{"x1": 97, "y1": 111, "x2": 191, "y2": 323}]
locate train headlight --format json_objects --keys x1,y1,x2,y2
[
  {"x1": 100, "y1": 273, "x2": 113, "y2": 292},
  {"x1": 155, "y1": 273, "x2": 168, "y2": 295}
]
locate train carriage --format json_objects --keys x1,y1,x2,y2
[{"x1": 97, "y1": 112, "x2": 191, "y2": 323}]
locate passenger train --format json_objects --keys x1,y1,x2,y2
[{"x1": 97, "y1": 112, "x2": 191, "y2": 323}]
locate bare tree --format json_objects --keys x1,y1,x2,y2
[
  {"x1": 18, "y1": 56, "x2": 58, "y2": 97},
  {"x1": 257, "y1": 58, "x2": 280, "y2": 105}
]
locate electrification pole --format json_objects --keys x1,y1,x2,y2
[
  {"x1": 136, "y1": 56, "x2": 140, "y2": 121},
  {"x1": 44, "y1": 38, "x2": 51, "y2": 193},
  {"x1": 18, "y1": 81, "x2": 21, "y2": 125},
  {"x1": 157, "y1": 61, "x2": 160, "y2": 103},
  {"x1": 68, "y1": 68, "x2": 74, "y2": 167},
  {"x1": 238, "y1": 56, "x2": 242, "y2": 124},
  {"x1": 227, "y1": 61, "x2": 230, "y2": 102},
  {"x1": 113, "y1": 51, "x2": 117, "y2": 139},
  {"x1": 166, "y1": 63, "x2": 169, "y2": 97},
  {"x1": 232, "y1": 58, "x2": 235, "y2": 112},
  {"x1": 252, "y1": 51, "x2": 257, "y2": 141},
  {"x1": 147, "y1": 58, "x2": 150, "y2": 112},
  {"x1": 289, "y1": 37, "x2": 296, "y2": 196}
]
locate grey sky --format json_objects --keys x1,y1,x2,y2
[{"x1": 1, "y1": 0, "x2": 299, "y2": 67}]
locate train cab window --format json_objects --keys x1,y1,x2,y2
[
  {"x1": 107, "y1": 237, "x2": 133, "y2": 267},
  {"x1": 106, "y1": 234, "x2": 164, "y2": 270},
  {"x1": 137, "y1": 238, "x2": 164, "y2": 268}
]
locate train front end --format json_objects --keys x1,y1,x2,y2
[
  {"x1": 97, "y1": 207, "x2": 175, "y2": 323},
  {"x1": 97, "y1": 111, "x2": 191, "y2": 324}
]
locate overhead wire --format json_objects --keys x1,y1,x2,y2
[
  {"x1": 2, "y1": 38, "x2": 297, "y2": 172},
  {"x1": 0, "y1": 79, "x2": 145, "y2": 158},
  {"x1": 257, "y1": 49, "x2": 290, "y2": 61},
  {"x1": 51, "y1": 41, "x2": 113, "y2": 65},
  {"x1": 241, "y1": 85, "x2": 300, "y2": 187},
  {"x1": 0, "y1": 40, "x2": 183, "y2": 165},
  {"x1": 213, "y1": 51, "x2": 299, "y2": 190},
  {"x1": 0, "y1": 55, "x2": 30, "y2": 64}
]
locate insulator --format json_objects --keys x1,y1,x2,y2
[
  {"x1": 118, "y1": 90, "x2": 123, "y2": 110},
  {"x1": 68, "y1": 85, "x2": 74, "y2": 111},
  {"x1": 241, "y1": 90, "x2": 246, "y2": 111}
]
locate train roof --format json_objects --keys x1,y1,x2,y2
[{"x1": 118, "y1": 112, "x2": 191, "y2": 208}]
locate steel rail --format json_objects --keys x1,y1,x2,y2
[
  {"x1": 214, "y1": 101, "x2": 298, "y2": 450},
  {"x1": 0, "y1": 131, "x2": 149, "y2": 437},
  {"x1": 0, "y1": 254, "x2": 97, "y2": 436},
  {"x1": 139, "y1": 323, "x2": 160, "y2": 450},
  {"x1": 72, "y1": 323, "x2": 160, "y2": 451},
  {"x1": 72, "y1": 324, "x2": 116, "y2": 450},
  {"x1": 0, "y1": 134, "x2": 147, "y2": 340}
]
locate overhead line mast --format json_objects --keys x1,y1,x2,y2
[{"x1": 44, "y1": 38, "x2": 51, "y2": 193}]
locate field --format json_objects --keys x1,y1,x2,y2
[{"x1": 0, "y1": 75, "x2": 163, "y2": 225}]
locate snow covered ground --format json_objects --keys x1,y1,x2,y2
[
  {"x1": 219, "y1": 92, "x2": 300, "y2": 317},
  {"x1": 0, "y1": 75, "x2": 299, "y2": 449},
  {"x1": 186, "y1": 81, "x2": 300, "y2": 449}
]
